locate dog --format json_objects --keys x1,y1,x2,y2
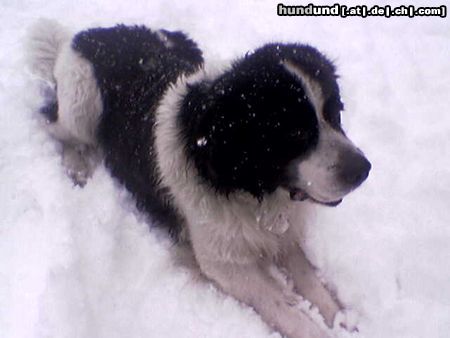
[{"x1": 26, "y1": 19, "x2": 371, "y2": 338}]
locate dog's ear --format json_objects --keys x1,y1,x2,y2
[
  {"x1": 277, "y1": 44, "x2": 344, "y2": 131},
  {"x1": 251, "y1": 43, "x2": 339, "y2": 100}
]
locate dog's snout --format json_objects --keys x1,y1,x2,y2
[{"x1": 338, "y1": 150, "x2": 371, "y2": 187}]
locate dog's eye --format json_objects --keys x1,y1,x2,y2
[{"x1": 323, "y1": 98, "x2": 343, "y2": 129}]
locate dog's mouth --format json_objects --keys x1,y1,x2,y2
[{"x1": 289, "y1": 188, "x2": 342, "y2": 207}]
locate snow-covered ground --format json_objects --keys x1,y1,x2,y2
[{"x1": 1, "y1": 0, "x2": 449, "y2": 337}]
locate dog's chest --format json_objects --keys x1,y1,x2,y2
[{"x1": 187, "y1": 191, "x2": 296, "y2": 263}]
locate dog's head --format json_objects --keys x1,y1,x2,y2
[{"x1": 181, "y1": 43, "x2": 370, "y2": 205}]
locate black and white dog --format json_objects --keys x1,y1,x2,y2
[{"x1": 27, "y1": 19, "x2": 370, "y2": 338}]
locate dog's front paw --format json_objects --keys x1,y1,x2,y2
[{"x1": 333, "y1": 308, "x2": 359, "y2": 333}]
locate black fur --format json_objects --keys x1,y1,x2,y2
[
  {"x1": 179, "y1": 44, "x2": 340, "y2": 199},
  {"x1": 72, "y1": 25, "x2": 203, "y2": 236},
  {"x1": 69, "y1": 27, "x2": 342, "y2": 235}
]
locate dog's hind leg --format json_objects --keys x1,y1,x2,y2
[
  {"x1": 51, "y1": 42, "x2": 103, "y2": 186},
  {"x1": 37, "y1": 79, "x2": 100, "y2": 186},
  {"x1": 27, "y1": 20, "x2": 103, "y2": 185}
]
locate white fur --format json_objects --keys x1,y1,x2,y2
[
  {"x1": 284, "y1": 61, "x2": 360, "y2": 203},
  {"x1": 296, "y1": 126, "x2": 358, "y2": 202},
  {"x1": 51, "y1": 42, "x2": 103, "y2": 145},
  {"x1": 155, "y1": 72, "x2": 295, "y2": 262},
  {"x1": 26, "y1": 20, "x2": 102, "y2": 146},
  {"x1": 284, "y1": 60, "x2": 325, "y2": 117},
  {"x1": 27, "y1": 20, "x2": 102, "y2": 184},
  {"x1": 27, "y1": 21, "x2": 346, "y2": 337},
  {"x1": 154, "y1": 73, "x2": 341, "y2": 337},
  {"x1": 25, "y1": 19, "x2": 71, "y2": 83}
]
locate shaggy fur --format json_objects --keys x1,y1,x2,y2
[
  {"x1": 72, "y1": 25, "x2": 203, "y2": 235},
  {"x1": 26, "y1": 19, "x2": 370, "y2": 338}
]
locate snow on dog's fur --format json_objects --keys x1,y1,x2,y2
[{"x1": 26, "y1": 19, "x2": 370, "y2": 338}]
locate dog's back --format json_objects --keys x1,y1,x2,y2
[
  {"x1": 26, "y1": 21, "x2": 203, "y2": 235},
  {"x1": 73, "y1": 25, "x2": 203, "y2": 235}
]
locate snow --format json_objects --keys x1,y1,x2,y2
[{"x1": 1, "y1": 0, "x2": 449, "y2": 337}]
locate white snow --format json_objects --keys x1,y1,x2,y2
[{"x1": 1, "y1": 0, "x2": 450, "y2": 337}]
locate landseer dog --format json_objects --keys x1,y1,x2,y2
[{"x1": 27, "y1": 19, "x2": 370, "y2": 338}]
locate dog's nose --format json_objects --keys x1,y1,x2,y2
[{"x1": 338, "y1": 150, "x2": 371, "y2": 187}]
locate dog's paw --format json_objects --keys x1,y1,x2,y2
[
  {"x1": 66, "y1": 166, "x2": 89, "y2": 187},
  {"x1": 62, "y1": 144, "x2": 99, "y2": 187},
  {"x1": 333, "y1": 309, "x2": 359, "y2": 333}
]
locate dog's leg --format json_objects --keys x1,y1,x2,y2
[
  {"x1": 40, "y1": 66, "x2": 101, "y2": 186},
  {"x1": 281, "y1": 245, "x2": 341, "y2": 328},
  {"x1": 28, "y1": 20, "x2": 103, "y2": 186},
  {"x1": 38, "y1": 40, "x2": 103, "y2": 186},
  {"x1": 61, "y1": 143, "x2": 100, "y2": 186},
  {"x1": 198, "y1": 258, "x2": 329, "y2": 338}
]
